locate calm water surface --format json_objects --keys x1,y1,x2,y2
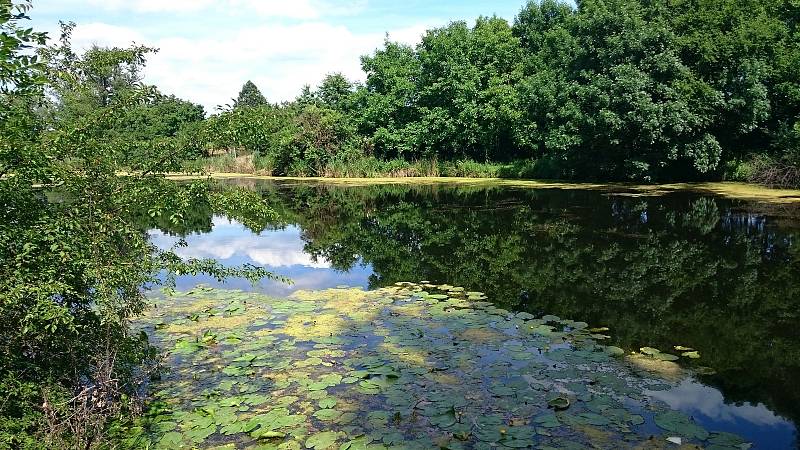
[{"x1": 148, "y1": 180, "x2": 800, "y2": 449}]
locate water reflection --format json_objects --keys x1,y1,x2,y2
[
  {"x1": 651, "y1": 380, "x2": 796, "y2": 449},
  {"x1": 145, "y1": 180, "x2": 800, "y2": 448},
  {"x1": 148, "y1": 218, "x2": 372, "y2": 296}
]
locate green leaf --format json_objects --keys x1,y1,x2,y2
[
  {"x1": 312, "y1": 408, "x2": 341, "y2": 421},
  {"x1": 305, "y1": 431, "x2": 342, "y2": 449},
  {"x1": 653, "y1": 352, "x2": 680, "y2": 361},
  {"x1": 654, "y1": 411, "x2": 709, "y2": 441},
  {"x1": 639, "y1": 347, "x2": 660, "y2": 356},
  {"x1": 547, "y1": 396, "x2": 570, "y2": 411}
]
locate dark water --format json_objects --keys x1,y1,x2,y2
[{"x1": 148, "y1": 180, "x2": 800, "y2": 449}]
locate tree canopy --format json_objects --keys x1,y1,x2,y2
[
  {"x1": 186, "y1": 0, "x2": 799, "y2": 183},
  {"x1": 233, "y1": 80, "x2": 268, "y2": 109}
]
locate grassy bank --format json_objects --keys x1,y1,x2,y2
[
  {"x1": 182, "y1": 153, "x2": 800, "y2": 189},
  {"x1": 180, "y1": 155, "x2": 551, "y2": 179}
]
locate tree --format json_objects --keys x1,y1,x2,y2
[
  {"x1": 39, "y1": 22, "x2": 157, "y2": 123},
  {"x1": 415, "y1": 18, "x2": 523, "y2": 161},
  {"x1": 658, "y1": 0, "x2": 791, "y2": 158},
  {"x1": 233, "y1": 80, "x2": 267, "y2": 109},
  {"x1": 115, "y1": 93, "x2": 205, "y2": 141},
  {"x1": 0, "y1": 1, "x2": 46, "y2": 95},
  {"x1": 513, "y1": 0, "x2": 724, "y2": 181},
  {"x1": 316, "y1": 73, "x2": 354, "y2": 111},
  {"x1": 359, "y1": 39, "x2": 422, "y2": 158},
  {"x1": 1, "y1": 4, "x2": 280, "y2": 447}
]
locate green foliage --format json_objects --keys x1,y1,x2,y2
[
  {"x1": 233, "y1": 80, "x2": 267, "y2": 109},
  {"x1": 278, "y1": 104, "x2": 362, "y2": 176},
  {"x1": 115, "y1": 94, "x2": 205, "y2": 141},
  {"x1": 309, "y1": 72, "x2": 356, "y2": 112},
  {"x1": 40, "y1": 22, "x2": 157, "y2": 116},
  {"x1": 1, "y1": 5, "x2": 279, "y2": 447},
  {"x1": 198, "y1": 101, "x2": 363, "y2": 176},
  {"x1": 24, "y1": 0, "x2": 798, "y2": 185},
  {"x1": 0, "y1": 1, "x2": 46, "y2": 95},
  {"x1": 178, "y1": 0, "x2": 791, "y2": 184},
  {"x1": 205, "y1": 105, "x2": 295, "y2": 156},
  {"x1": 358, "y1": 40, "x2": 421, "y2": 158},
  {"x1": 358, "y1": 18, "x2": 524, "y2": 162},
  {"x1": 35, "y1": 22, "x2": 206, "y2": 167}
]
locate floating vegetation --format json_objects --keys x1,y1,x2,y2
[
  {"x1": 165, "y1": 173, "x2": 800, "y2": 205},
  {"x1": 637, "y1": 346, "x2": 698, "y2": 362},
  {"x1": 122, "y1": 284, "x2": 748, "y2": 449}
]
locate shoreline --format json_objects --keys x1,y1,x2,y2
[{"x1": 161, "y1": 172, "x2": 800, "y2": 204}]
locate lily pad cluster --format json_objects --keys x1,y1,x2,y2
[
  {"x1": 638, "y1": 346, "x2": 701, "y2": 362},
  {"x1": 120, "y1": 283, "x2": 747, "y2": 449}
]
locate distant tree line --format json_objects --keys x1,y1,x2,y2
[{"x1": 39, "y1": 0, "x2": 800, "y2": 183}]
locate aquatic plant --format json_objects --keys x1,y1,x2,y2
[{"x1": 120, "y1": 284, "x2": 749, "y2": 449}]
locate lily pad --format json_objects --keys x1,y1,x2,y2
[
  {"x1": 312, "y1": 408, "x2": 341, "y2": 422},
  {"x1": 654, "y1": 411, "x2": 709, "y2": 441},
  {"x1": 318, "y1": 398, "x2": 337, "y2": 409},
  {"x1": 138, "y1": 285, "x2": 748, "y2": 450},
  {"x1": 653, "y1": 352, "x2": 680, "y2": 362},
  {"x1": 305, "y1": 431, "x2": 342, "y2": 449},
  {"x1": 547, "y1": 396, "x2": 570, "y2": 411}
]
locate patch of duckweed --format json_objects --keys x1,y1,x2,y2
[
  {"x1": 125, "y1": 283, "x2": 748, "y2": 449},
  {"x1": 165, "y1": 173, "x2": 800, "y2": 204}
]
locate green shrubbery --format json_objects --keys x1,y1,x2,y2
[
  {"x1": 182, "y1": 154, "x2": 512, "y2": 178},
  {"x1": 194, "y1": 102, "x2": 364, "y2": 176},
  {"x1": 1, "y1": 7, "x2": 279, "y2": 448},
  {"x1": 174, "y1": 0, "x2": 800, "y2": 185}
]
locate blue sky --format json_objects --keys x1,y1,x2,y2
[{"x1": 30, "y1": 0, "x2": 531, "y2": 112}]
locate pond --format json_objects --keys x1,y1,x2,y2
[{"x1": 143, "y1": 179, "x2": 800, "y2": 449}]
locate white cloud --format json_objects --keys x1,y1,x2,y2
[
  {"x1": 71, "y1": 22, "x2": 146, "y2": 48},
  {"x1": 65, "y1": 20, "x2": 431, "y2": 111},
  {"x1": 80, "y1": 0, "x2": 366, "y2": 18},
  {"x1": 86, "y1": 0, "x2": 214, "y2": 14},
  {"x1": 226, "y1": 0, "x2": 324, "y2": 19}
]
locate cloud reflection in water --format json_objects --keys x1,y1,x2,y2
[
  {"x1": 649, "y1": 379, "x2": 796, "y2": 448},
  {"x1": 148, "y1": 216, "x2": 373, "y2": 295}
]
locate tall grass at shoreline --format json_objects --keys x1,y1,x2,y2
[{"x1": 181, "y1": 154, "x2": 518, "y2": 178}]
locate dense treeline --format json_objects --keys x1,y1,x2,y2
[
  {"x1": 29, "y1": 1, "x2": 800, "y2": 184},
  {"x1": 175, "y1": 0, "x2": 799, "y2": 183}
]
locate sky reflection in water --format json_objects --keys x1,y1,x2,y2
[
  {"x1": 148, "y1": 217, "x2": 373, "y2": 296},
  {"x1": 650, "y1": 379, "x2": 796, "y2": 449}
]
